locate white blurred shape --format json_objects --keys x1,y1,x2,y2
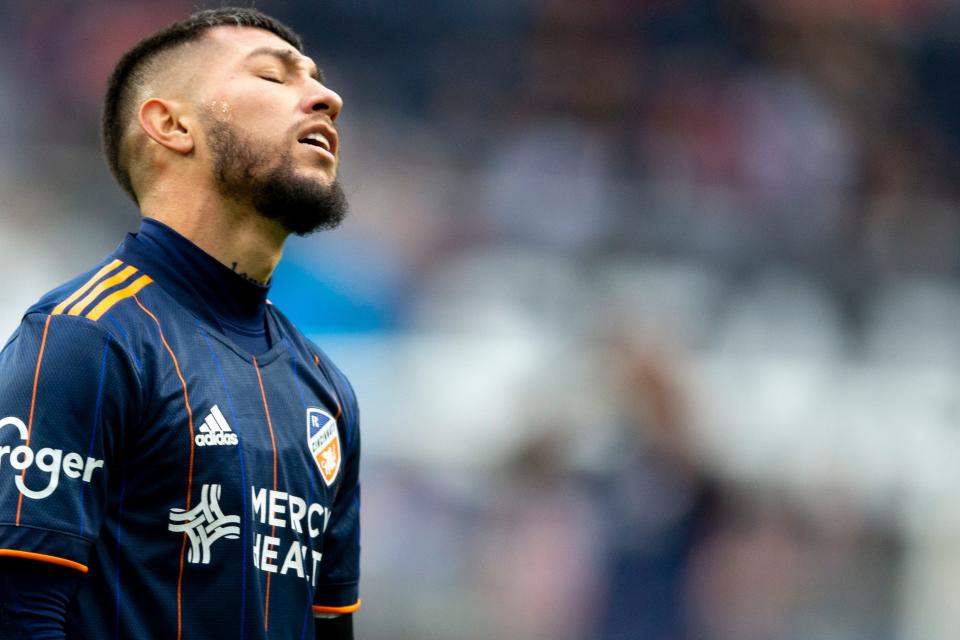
[
  {"x1": 714, "y1": 268, "x2": 845, "y2": 359},
  {"x1": 412, "y1": 247, "x2": 588, "y2": 335},
  {"x1": 864, "y1": 276, "x2": 960, "y2": 366},
  {"x1": 597, "y1": 258, "x2": 727, "y2": 348}
]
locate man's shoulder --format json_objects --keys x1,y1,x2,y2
[
  {"x1": 0, "y1": 255, "x2": 153, "y2": 395},
  {"x1": 27, "y1": 255, "x2": 156, "y2": 326},
  {"x1": 15, "y1": 255, "x2": 161, "y2": 371}
]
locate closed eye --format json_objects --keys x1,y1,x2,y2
[{"x1": 259, "y1": 75, "x2": 284, "y2": 84}]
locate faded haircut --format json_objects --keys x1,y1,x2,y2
[{"x1": 101, "y1": 7, "x2": 303, "y2": 202}]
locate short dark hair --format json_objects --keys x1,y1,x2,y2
[{"x1": 101, "y1": 7, "x2": 303, "y2": 202}]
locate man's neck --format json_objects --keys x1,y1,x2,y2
[{"x1": 139, "y1": 191, "x2": 287, "y2": 285}]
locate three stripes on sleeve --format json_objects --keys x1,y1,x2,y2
[{"x1": 51, "y1": 259, "x2": 153, "y2": 322}]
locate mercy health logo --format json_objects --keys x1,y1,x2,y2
[
  {"x1": 195, "y1": 405, "x2": 238, "y2": 447},
  {"x1": 307, "y1": 408, "x2": 340, "y2": 487},
  {"x1": 168, "y1": 483, "x2": 241, "y2": 564},
  {"x1": 251, "y1": 487, "x2": 331, "y2": 586},
  {"x1": 0, "y1": 416, "x2": 105, "y2": 500}
]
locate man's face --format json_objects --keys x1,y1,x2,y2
[{"x1": 193, "y1": 27, "x2": 347, "y2": 235}]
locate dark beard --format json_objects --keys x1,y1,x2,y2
[{"x1": 204, "y1": 117, "x2": 348, "y2": 236}]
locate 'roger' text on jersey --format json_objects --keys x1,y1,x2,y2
[{"x1": 0, "y1": 416, "x2": 104, "y2": 500}]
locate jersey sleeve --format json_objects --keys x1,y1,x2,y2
[
  {"x1": 0, "y1": 313, "x2": 141, "y2": 572},
  {"x1": 313, "y1": 382, "x2": 361, "y2": 616}
]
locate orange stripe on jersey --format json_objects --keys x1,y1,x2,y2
[
  {"x1": 0, "y1": 549, "x2": 88, "y2": 573},
  {"x1": 51, "y1": 259, "x2": 124, "y2": 316},
  {"x1": 67, "y1": 265, "x2": 138, "y2": 317},
  {"x1": 253, "y1": 357, "x2": 279, "y2": 631},
  {"x1": 135, "y1": 296, "x2": 196, "y2": 640},
  {"x1": 15, "y1": 315, "x2": 51, "y2": 526},
  {"x1": 86, "y1": 275, "x2": 153, "y2": 321},
  {"x1": 252, "y1": 358, "x2": 278, "y2": 490},
  {"x1": 312, "y1": 600, "x2": 362, "y2": 615}
]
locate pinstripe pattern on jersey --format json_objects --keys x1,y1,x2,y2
[
  {"x1": 252, "y1": 356, "x2": 279, "y2": 632},
  {"x1": 15, "y1": 314, "x2": 51, "y2": 526},
  {"x1": 78, "y1": 333, "x2": 112, "y2": 535},
  {"x1": 198, "y1": 323, "x2": 250, "y2": 640},
  {"x1": 134, "y1": 296, "x2": 196, "y2": 640}
]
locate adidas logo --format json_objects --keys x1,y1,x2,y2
[{"x1": 195, "y1": 405, "x2": 239, "y2": 447}]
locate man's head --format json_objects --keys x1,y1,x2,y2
[{"x1": 102, "y1": 7, "x2": 347, "y2": 236}]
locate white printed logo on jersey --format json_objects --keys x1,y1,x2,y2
[
  {"x1": 0, "y1": 416, "x2": 104, "y2": 500},
  {"x1": 250, "y1": 486, "x2": 331, "y2": 586},
  {"x1": 195, "y1": 405, "x2": 238, "y2": 447},
  {"x1": 168, "y1": 483, "x2": 240, "y2": 564}
]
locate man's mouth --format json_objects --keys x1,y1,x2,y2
[{"x1": 298, "y1": 132, "x2": 332, "y2": 153}]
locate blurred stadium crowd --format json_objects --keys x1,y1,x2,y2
[{"x1": 4, "y1": 0, "x2": 960, "y2": 638}]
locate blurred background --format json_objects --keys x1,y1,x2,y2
[{"x1": 5, "y1": 0, "x2": 960, "y2": 638}]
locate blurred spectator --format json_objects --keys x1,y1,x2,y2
[{"x1": 592, "y1": 339, "x2": 719, "y2": 640}]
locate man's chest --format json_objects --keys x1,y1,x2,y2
[{"x1": 121, "y1": 329, "x2": 347, "y2": 574}]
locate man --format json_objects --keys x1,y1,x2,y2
[{"x1": 0, "y1": 7, "x2": 360, "y2": 639}]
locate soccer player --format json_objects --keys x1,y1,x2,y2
[{"x1": 0, "y1": 7, "x2": 360, "y2": 639}]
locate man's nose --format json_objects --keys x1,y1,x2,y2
[{"x1": 301, "y1": 83, "x2": 343, "y2": 121}]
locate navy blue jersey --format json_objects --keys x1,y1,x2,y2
[{"x1": 0, "y1": 231, "x2": 360, "y2": 639}]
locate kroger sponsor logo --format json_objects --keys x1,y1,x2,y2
[{"x1": 0, "y1": 416, "x2": 104, "y2": 500}]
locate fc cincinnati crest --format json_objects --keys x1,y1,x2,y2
[{"x1": 307, "y1": 408, "x2": 340, "y2": 486}]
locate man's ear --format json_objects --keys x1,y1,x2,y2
[{"x1": 138, "y1": 98, "x2": 195, "y2": 155}]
